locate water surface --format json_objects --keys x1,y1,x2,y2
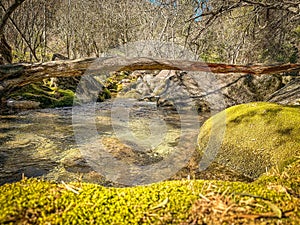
[{"x1": 0, "y1": 100, "x2": 207, "y2": 186}]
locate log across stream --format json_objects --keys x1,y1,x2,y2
[{"x1": 1, "y1": 56, "x2": 299, "y2": 97}]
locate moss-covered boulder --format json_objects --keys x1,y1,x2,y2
[{"x1": 198, "y1": 102, "x2": 300, "y2": 179}]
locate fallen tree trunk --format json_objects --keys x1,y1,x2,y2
[{"x1": 0, "y1": 56, "x2": 300, "y2": 97}]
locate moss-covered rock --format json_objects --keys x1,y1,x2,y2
[
  {"x1": 9, "y1": 83, "x2": 76, "y2": 108},
  {"x1": 6, "y1": 70, "x2": 138, "y2": 109},
  {"x1": 198, "y1": 102, "x2": 300, "y2": 179},
  {"x1": 0, "y1": 177, "x2": 299, "y2": 224}
]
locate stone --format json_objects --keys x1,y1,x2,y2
[
  {"x1": 214, "y1": 73, "x2": 283, "y2": 107},
  {"x1": 268, "y1": 78, "x2": 300, "y2": 105},
  {"x1": 6, "y1": 99, "x2": 40, "y2": 109},
  {"x1": 121, "y1": 71, "x2": 283, "y2": 112},
  {"x1": 197, "y1": 102, "x2": 300, "y2": 179}
]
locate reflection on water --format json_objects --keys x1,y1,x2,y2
[{"x1": 0, "y1": 100, "x2": 209, "y2": 186}]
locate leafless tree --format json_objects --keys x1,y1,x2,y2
[{"x1": 0, "y1": 0, "x2": 26, "y2": 64}]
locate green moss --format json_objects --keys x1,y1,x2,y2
[
  {"x1": 9, "y1": 83, "x2": 76, "y2": 108},
  {"x1": 7, "y1": 71, "x2": 137, "y2": 108},
  {"x1": 198, "y1": 102, "x2": 300, "y2": 179},
  {"x1": 105, "y1": 71, "x2": 136, "y2": 95},
  {"x1": 53, "y1": 89, "x2": 75, "y2": 107},
  {"x1": 0, "y1": 177, "x2": 299, "y2": 224},
  {"x1": 97, "y1": 87, "x2": 111, "y2": 102},
  {"x1": 256, "y1": 158, "x2": 300, "y2": 198}
]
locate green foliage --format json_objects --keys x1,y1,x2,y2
[
  {"x1": 293, "y1": 25, "x2": 300, "y2": 49},
  {"x1": 200, "y1": 48, "x2": 225, "y2": 63},
  {"x1": 105, "y1": 71, "x2": 131, "y2": 92},
  {"x1": 12, "y1": 48, "x2": 53, "y2": 63},
  {"x1": 103, "y1": 71, "x2": 137, "y2": 98},
  {"x1": 12, "y1": 50, "x2": 30, "y2": 63},
  {"x1": 259, "y1": 43, "x2": 299, "y2": 64},
  {"x1": 96, "y1": 71, "x2": 136, "y2": 101}
]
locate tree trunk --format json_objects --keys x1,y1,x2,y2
[
  {"x1": 0, "y1": 56, "x2": 299, "y2": 97},
  {"x1": 0, "y1": 35, "x2": 12, "y2": 64},
  {"x1": 0, "y1": 0, "x2": 26, "y2": 64}
]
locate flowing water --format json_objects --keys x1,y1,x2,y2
[
  {"x1": 0, "y1": 100, "x2": 211, "y2": 186},
  {"x1": 0, "y1": 99, "x2": 253, "y2": 186}
]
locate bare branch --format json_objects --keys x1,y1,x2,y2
[
  {"x1": 242, "y1": 0, "x2": 300, "y2": 14},
  {"x1": 0, "y1": 0, "x2": 26, "y2": 35},
  {"x1": 187, "y1": 0, "x2": 299, "y2": 22},
  {"x1": 186, "y1": 1, "x2": 245, "y2": 22}
]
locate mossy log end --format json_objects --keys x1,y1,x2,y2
[{"x1": 0, "y1": 57, "x2": 300, "y2": 97}]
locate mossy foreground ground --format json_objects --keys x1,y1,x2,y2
[
  {"x1": 0, "y1": 172, "x2": 299, "y2": 225},
  {"x1": 1, "y1": 102, "x2": 299, "y2": 224}
]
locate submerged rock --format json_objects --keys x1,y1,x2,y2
[
  {"x1": 197, "y1": 102, "x2": 300, "y2": 179},
  {"x1": 60, "y1": 148, "x2": 91, "y2": 174}
]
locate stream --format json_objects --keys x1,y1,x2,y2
[
  {"x1": 0, "y1": 99, "x2": 208, "y2": 186},
  {"x1": 0, "y1": 99, "x2": 252, "y2": 187}
]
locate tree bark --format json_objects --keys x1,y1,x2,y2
[
  {"x1": 0, "y1": 35, "x2": 12, "y2": 64},
  {"x1": 0, "y1": 56, "x2": 299, "y2": 96}
]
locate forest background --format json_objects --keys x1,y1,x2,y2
[{"x1": 0, "y1": 0, "x2": 299, "y2": 66}]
